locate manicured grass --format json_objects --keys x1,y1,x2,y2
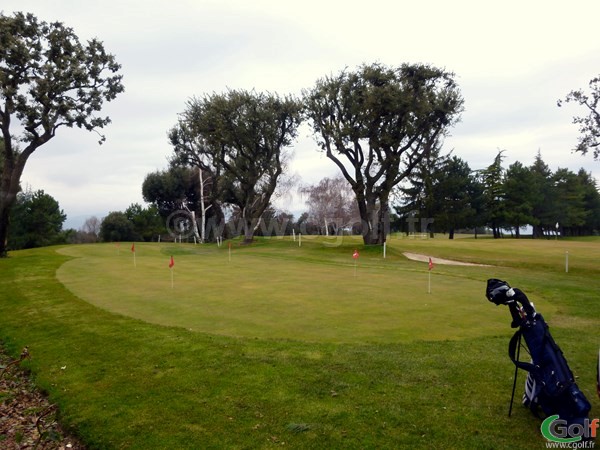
[
  {"x1": 0, "y1": 236, "x2": 598, "y2": 449},
  {"x1": 55, "y1": 239, "x2": 516, "y2": 343}
]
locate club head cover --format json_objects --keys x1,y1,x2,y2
[{"x1": 486, "y1": 278, "x2": 513, "y2": 305}]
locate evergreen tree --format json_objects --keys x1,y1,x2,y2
[
  {"x1": 529, "y1": 152, "x2": 555, "y2": 238},
  {"x1": 553, "y1": 168, "x2": 587, "y2": 236},
  {"x1": 396, "y1": 142, "x2": 447, "y2": 237},
  {"x1": 8, "y1": 189, "x2": 66, "y2": 250},
  {"x1": 481, "y1": 151, "x2": 506, "y2": 238},
  {"x1": 503, "y1": 161, "x2": 537, "y2": 237},
  {"x1": 577, "y1": 169, "x2": 600, "y2": 234},
  {"x1": 433, "y1": 156, "x2": 475, "y2": 239}
]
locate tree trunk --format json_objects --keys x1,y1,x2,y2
[
  {"x1": 449, "y1": 228, "x2": 455, "y2": 239},
  {"x1": 243, "y1": 218, "x2": 255, "y2": 244},
  {"x1": 199, "y1": 167, "x2": 206, "y2": 243},
  {"x1": 361, "y1": 197, "x2": 389, "y2": 245},
  {"x1": 0, "y1": 205, "x2": 11, "y2": 257},
  {"x1": 0, "y1": 155, "x2": 28, "y2": 257},
  {"x1": 197, "y1": 167, "x2": 213, "y2": 243}
]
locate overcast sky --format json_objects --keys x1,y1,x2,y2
[{"x1": 3, "y1": 0, "x2": 600, "y2": 228}]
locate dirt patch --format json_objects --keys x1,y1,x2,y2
[
  {"x1": 0, "y1": 346, "x2": 85, "y2": 449},
  {"x1": 403, "y1": 252, "x2": 490, "y2": 267}
]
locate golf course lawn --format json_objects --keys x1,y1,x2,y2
[{"x1": 0, "y1": 235, "x2": 598, "y2": 449}]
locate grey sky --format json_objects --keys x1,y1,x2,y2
[{"x1": 3, "y1": 0, "x2": 599, "y2": 228}]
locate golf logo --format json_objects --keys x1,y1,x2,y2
[
  {"x1": 166, "y1": 210, "x2": 196, "y2": 239},
  {"x1": 541, "y1": 415, "x2": 598, "y2": 446}
]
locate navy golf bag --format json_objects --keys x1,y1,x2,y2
[{"x1": 486, "y1": 279, "x2": 591, "y2": 428}]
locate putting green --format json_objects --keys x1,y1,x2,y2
[{"x1": 56, "y1": 240, "x2": 525, "y2": 343}]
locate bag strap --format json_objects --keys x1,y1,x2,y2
[{"x1": 508, "y1": 328, "x2": 538, "y2": 373}]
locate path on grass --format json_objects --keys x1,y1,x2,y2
[{"x1": 403, "y1": 252, "x2": 491, "y2": 266}]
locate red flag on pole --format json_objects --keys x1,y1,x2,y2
[
  {"x1": 131, "y1": 243, "x2": 135, "y2": 253},
  {"x1": 353, "y1": 249, "x2": 359, "y2": 260},
  {"x1": 428, "y1": 257, "x2": 434, "y2": 271},
  {"x1": 169, "y1": 255, "x2": 174, "y2": 268}
]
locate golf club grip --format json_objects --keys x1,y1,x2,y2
[{"x1": 513, "y1": 289, "x2": 535, "y2": 318}]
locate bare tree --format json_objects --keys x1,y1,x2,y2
[
  {"x1": 299, "y1": 176, "x2": 359, "y2": 235},
  {"x1": 82, "y1": 216, "x2": 101, "y2": 240}
]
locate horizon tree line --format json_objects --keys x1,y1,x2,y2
[{"x1": 2, "y1": 11, "x2": 600, "y2": 254}]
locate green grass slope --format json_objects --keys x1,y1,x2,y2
[{"x1": 0, "y1": 236, "x2": 598, "y2": 449}]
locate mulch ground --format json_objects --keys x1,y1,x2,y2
[{"x1": 0, "y1": 346, "x2": 85, "y2": 449}]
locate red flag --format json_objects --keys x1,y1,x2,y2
[
  {"x1": 131, "y1": 243, "x2": 135, "y2": 253},
  {"x1": 428, "y1": 257, "x2": 434, "y2": 271},
  {"x1": 353, "y1": 249, "x2": 359, "y2": 259},
  {"x1": 169, "y1": 255, "x2": 174, "y2": 268}
]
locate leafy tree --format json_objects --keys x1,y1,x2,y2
[
  {"x1": 8, "y1": 188, "x2": 66, "y2": 250},
  {"x1": 0, "y1": 12, "x2": 124, "y2": 256},
  {"x1": 141, "y1": 166, "x2": 221, "y2": 241},
  {"x1": 142, "y1": 166, "x2": 198, "y2": 218},
  {"x1": 558, "y1": 75, "x2": 600, "y2": 160},
  {"x1": 168, "y1": 123, "x2": 225, "y2": 242},
  {"x1": 125, "y1": 203, "x2": 166, "y2": 242},
  {"x1": 180, "y1": 89, "x2": 303, "y2": 243},
  {"x1": 99, "y1": 211, "x2": 138, "y2": 242},
  {"x1": 304, "y1": 63, "x2": 463, "y2": 245},
  {"x1": 503, "y1": 161, "x2": 537, "y2": 238}
]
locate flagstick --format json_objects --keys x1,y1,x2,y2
[
  {"x1": 133, "y1": 251, "x2": 136, "y2": 268},
  {"x1": 428, "y1": 270, "x2": 431, "y2": 294},
  {"x1": 170, "y1": 268, "x2": 174, "y2": 289},
  {"x1": 228, "y1": 242, "x2": 231, "y2": 262},
  {"x1": 354, "y1": 259, "x2": 357, "y2": 277}
]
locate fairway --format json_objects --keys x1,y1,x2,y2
[{"x1": 57, "y1": 238, "x2": 518, "y2": 343}]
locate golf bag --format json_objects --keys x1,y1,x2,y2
[{"x1": 486, "y1": 279, "x2": 591, "y2": 427}]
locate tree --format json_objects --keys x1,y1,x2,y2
[
  {"x1": 168, "y1": 122, "x2": 225, "y2": 243},
  {"x1": 68, "y1": 215, "x2": 101, "y2": 244},
  {"x1": 299, "y1": 176, "x2": 359, "y2": 235},
  {"x1": 558, "y1": 75, "x2": 600, "y2": 160},
  {"x1": 0, "y1": 12, "x2": 124, "y2": 257},
  {"x1": 304, "y1": 63, "x2": 463, "y2": 245},
  {"x1": 552, "y1": 168, "x2": 587, "y2": 236},
  {"x1": 529, "y1": 152, "x2": 556, "y2": 238},
  {"x1": 181, "y1": 90, "x2": 303, "y2": 243},
  {"x1": 480, "y1": 151, "x2": 507, "y2": 238},
  {"x1": 99, "y1": 211, "x2": 138, "y2": 242},
  {"x1": 503, "y1": 161, "x2": 537, "y2": 238},
  {"x1": 8, "y1": 188, "x2": 66, "y2": 250},
  {"x1": 125, "y1": 203, "x2": 166, "y2": 242},
  {"x1": 82, "y1": 216, "x2": 101, "y2": 241},
  {"x1": 433, "y1": 156, "x2": 476, "y2": 239},
  {"x1": 578, "y1": 169, "x2": 600, "y2": 235},
  {"x1": 141, "y1": 165, "x2": 220, "y2": 241},
  {"x1": 395, "y1": 139, "x2": 447, "y2": 237}
]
